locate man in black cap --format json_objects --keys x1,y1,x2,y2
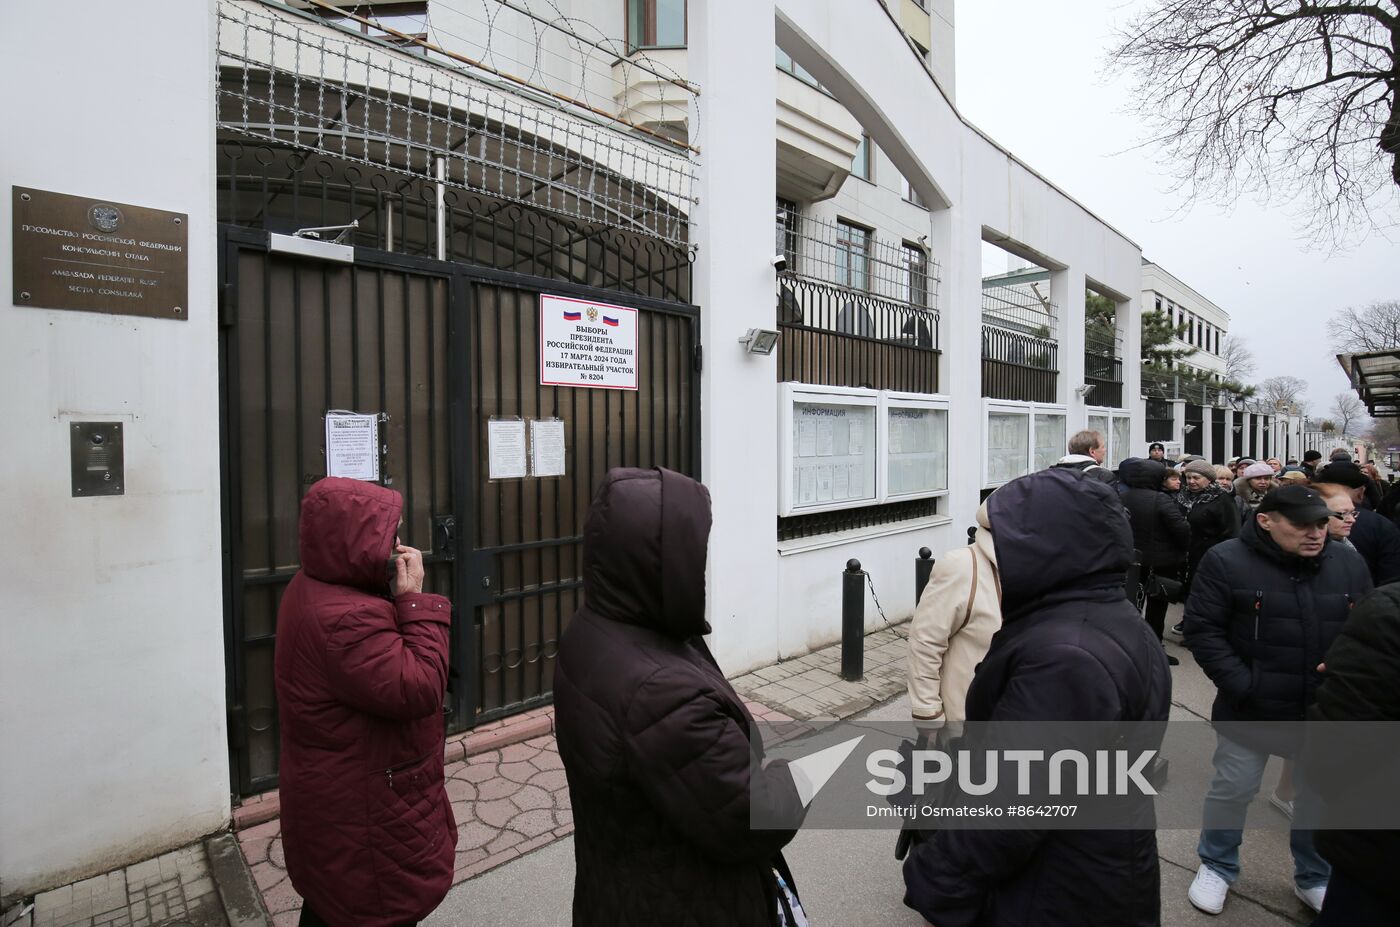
[
  {"x1": 1302, "y1": 449, "x2": 1323, "y2": 477},
  {"x1": 1313, "y1": 462, "x2": 1400, "y2": 584},
  {"x1": 1183, "y1": 485, "x2": 1372, "y2": 917},
  {"x1": 1148, "y1": 442, "x2": 1167, "y2": 462}
]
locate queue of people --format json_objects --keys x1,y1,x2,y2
[{"x1": 266, "y1": 440, "x2": 1396, "y2": 927}]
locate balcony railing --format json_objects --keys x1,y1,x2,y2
[
  {"x1": 981, "y1": 324, "x2": 1058, "y2": 403},
  {"x1": 775, "y1": 205, "x2": 941, "y2": 392},
  {"x1": 1084, "y1": 333, "x2": 1123, "y2": 408}
]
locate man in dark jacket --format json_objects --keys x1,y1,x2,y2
[
  {"x1": 1052, "y1": 429, "x2": 1118, "y2": 486},
  {"x1": 275, "y1": 478, "x2": 456, "y2": 927},
  {"x1": 1303, "y1": 584, "x2": 1400, "y2": 925},
  {"x1": 903, "y1": 468, "x2": 1171, "y2": 927},
  {"x1": 1301, "y1": 449, "x2": 1323, "y2": 477},
  {"x1": 1183, "y1": 485, "x2": 1372, "y2": 917},
  {"x1": 1120, "y1": 458, "x2": 1191, "y2": 661},
  {"x1": 1314, "y1": 461, "x2": 1400, "y2": 584},
  {"x1": 553, "y1": 468, "x2": 807, "y2": 927}
]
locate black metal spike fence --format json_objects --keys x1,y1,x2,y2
[{"x1": 218, "y1": 141, "x2": 693, "y2": 303}]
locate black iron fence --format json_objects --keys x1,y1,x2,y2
[
  {"x1": 1185, "y1": 404, "x2": 1204, "y2": 456},
  {"x1": 778, "y1": 498, "x2": 940, "y2": 543},
  {"x1": 1146, "y1": 399, "x2": 1174, "y2": 442},
  {"x1": 776, "y1": 276, "x2": 940, "y2": 393},
  {"x1": 218, "y1": 141, "x2": 692, "y2": 303},
  {"x1": 1084, "y1": 339, "x2": 1123, "y2": 408},
  {"x1": 982, "y1": 324, "x2": 1058, "y2": 403}
]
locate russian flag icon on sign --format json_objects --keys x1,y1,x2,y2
[
  {"x1": 562, "y1": 310, "x2": 582, "y2": 321},
  {"x1": 603, "y1": 316, "x2": 619, "y2": 327}
]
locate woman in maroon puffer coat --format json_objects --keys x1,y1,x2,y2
[{"x1": 274, "y1": 477, "x2": 455, "y2": 927}]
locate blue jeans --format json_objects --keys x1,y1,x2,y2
[{"x1": 1196, "y1": 732, "x2": 1329, "y2": 890}]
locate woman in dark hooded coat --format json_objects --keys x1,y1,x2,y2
[
  {"x1": 1120, "y1": 458, "x2": 1191, "y2": 648},
  {"x1": 553, "y1": 468, "x2": 807, "y2": 927},
  {"x1": 902, "y1": 468, "x2": 1172, "y2": 927}
]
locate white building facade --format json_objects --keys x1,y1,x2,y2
[{"x1": 2, "y1": 0, "x2": 1148, "y2": 901}]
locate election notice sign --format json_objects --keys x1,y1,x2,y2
[{"x1": 540, "y1": 294, "x2": 638, "y2": 390}]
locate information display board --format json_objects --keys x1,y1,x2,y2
[
  {"x1": 987, "y1": 411, "x2": 1031, "y2": 485},
  {"x1": 984, "y1": 401, "x2": 1070, "y2": 488},
  {"x1": 1034, "y1": 413, "x2": 1067, "y2": 471},
  {"x1": 1111, "y1": 414, "x2": 1133, "y2": 468},
  {"x1": 789, "y1": 400, "x2": 878, "y2": 512},
  {"x1": 885, "y1": 400, "x2": 949, "y2": 499}
]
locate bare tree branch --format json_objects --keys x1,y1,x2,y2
[
  {"x1": 1108, "y1": 0, "x2": 1400, "y2": 246},
  {"x1": 1332, "y1": 390, "x2": 1368, "y2": 432},
  {"x1": 1327, "y1": 298, "x2": 1400, "y2": 351}
]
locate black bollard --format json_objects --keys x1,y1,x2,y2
[
  {"x1": 914, "y1": 547, "x2": 934, "y2": 604},
  {"x1": 842, "y1": 559, "x2": 865, "y2": 682},
  {"x1": 966, "y1": 525, "x2": 977, "y2": 545}
]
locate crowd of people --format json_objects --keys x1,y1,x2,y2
[
  {"x1": 263, "y1": 439, "x2": 1400, "y2": 927},
  {"x1": 905, "y1": 431, "x2": 1399, "y2": 925}
]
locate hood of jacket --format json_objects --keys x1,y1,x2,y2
[
  {"x1": 297, "y1": 477, "x2": 402, "y2": 591},
  {"x1": 1055, "y1": 454, "x2": 1100, "y2": 469},
  {"x1": 987, "y1": 468, "x2": 1132, "y2": 621},
  {"x1": 1119, "y1": 457, "x2": 1168, "y2": 490},
  {"x1": 581, "y1": 467, "x2": 712, "y2": 639}
]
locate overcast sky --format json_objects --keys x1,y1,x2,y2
[{"x1": 954, "y1": 0, "x2": 1400, "y2": 422}]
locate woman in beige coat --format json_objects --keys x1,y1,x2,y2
[{"x1": 907, "y1": 502, "x2": 1002, "y2": 738}]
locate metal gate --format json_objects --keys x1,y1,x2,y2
[
  {"x1": 219, "y1": 226, "x2": 699, "y2": 796},
  {"x1": 1185, "y1": 404, "x2": 1204, "y2": 456}
]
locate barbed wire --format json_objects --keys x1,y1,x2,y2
[{"x1": 217, "y1": 0, "x2": 698, "y2": 245}]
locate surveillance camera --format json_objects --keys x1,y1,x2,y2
[{"x1": 772, "y1": 253, "x2": 788, "y2": 274}]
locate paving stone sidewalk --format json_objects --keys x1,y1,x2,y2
[
  {"x1": 16, "y1": 844, "x2": 227, "y2": 927},
  {"x1": 11, "y1": 627, "x2": 895, "y2": 927},
  {"x1": 731, "y1": 622, "x2": 911, "y2": 721}
]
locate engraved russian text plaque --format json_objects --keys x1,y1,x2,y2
[{"x1": 12, "y1": 186, "x2": 188, "y2": 320}]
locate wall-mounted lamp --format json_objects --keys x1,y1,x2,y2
[
  {"x1": 739, "y1": 328, "x2": 780, "y2": 356},
  {"x1": 1074, "y1": 383, "x2": 1096, "y2": 399}
]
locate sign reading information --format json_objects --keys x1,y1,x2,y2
[
  {"x1": 539, "y1": 294, "x2": 638, "y2": 390},
  {"x1": 12, "y1": 186, "x2": 188, "y2": 320}
]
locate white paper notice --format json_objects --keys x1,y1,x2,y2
[
  {"x1": 849, "y1": 419, "x2": 866, "y2": 455},
  {"x1": 488, "y1": 419, "x2": 527, "y2": 480},
  {"x1": 530, "y1": 419, "x2": 566, "y2": 477},
  {"x1": 849, "y1": 463, "x2": 864, "y2": 498},
  {"x1": 325, "y1": 412, "x2": 380, "y2": 481},
  {"x1": 816, "y1": 465, "x2": 834, "y2": 502},
  {"x1": 798, "y1": 419, "x2": 817, "y2": 458},
  {"x1": 799, "y1": 467, "x2": 817, "y2": 504},
  {"x1": 832, "y1": 464, "x2": 850, "y2": 500},
  {"x1": 816, "y1": 420, "x2": 835, "y2": 457}
]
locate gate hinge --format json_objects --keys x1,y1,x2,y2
[
  {"x1": 693, "y1": 343, "x2": 703, "y2": 373},
  {"x1": 218, "y1": 282, "x2": 236, "y2": 328}
]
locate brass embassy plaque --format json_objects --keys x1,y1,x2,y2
[{"x1": 12, "y1": 186, "x2": 188, "y2": 320}]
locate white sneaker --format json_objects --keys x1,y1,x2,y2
[
  {"x1": 1269, "y1": 792, "x2": 1294, "y2": 819},
  {"x1": 1295, "y1": 884, "x2": 1326, "y2": 913},
  {"x1": 1188, "y1": 865, "x2": 1230, "y2": 915}
]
